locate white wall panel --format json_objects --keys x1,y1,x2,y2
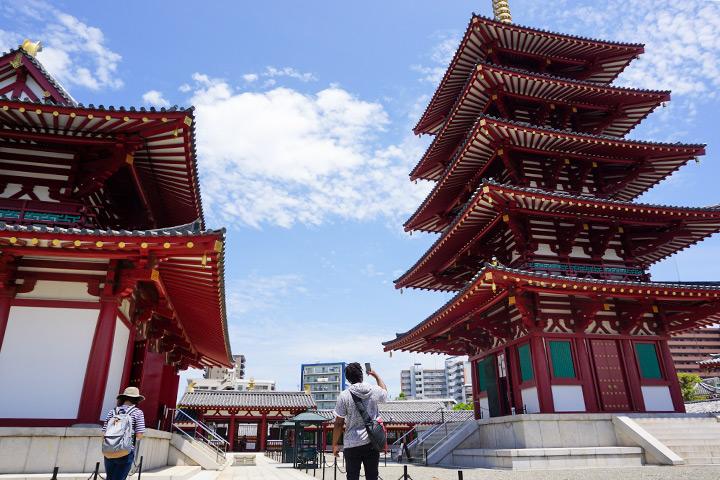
[
  {"x1": 0, "y1": 306, "x2": 99, "y2": 418},
  {"x1": 16, "y1": 280, "x2": 99, "y2": 301},
  {"x1": 99, "y1": 317, "x2": 130, "y2": 420},
  {"x1": 641, "y1": 385, "x2": 674, "y2": 412},
  {"x1": 521, "y1": 387, "x2": 540, "y2": 413},
  {"x1": 551, "y1": 385, "x2": 585, "y2": 412}
]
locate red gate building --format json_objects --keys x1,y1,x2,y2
[
  {"x1": 384, "y1": 14, "x2": 720, "y2": 416},
  {"x1": 0, "y1": 42, "x2": 231, "y2": 427}
]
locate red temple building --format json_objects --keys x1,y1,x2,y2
[
  {"x1": 0, "y1": 42, "x2": 231, "y2": 428},
  {"x1": 384, "y1": 13, "x2": 720, "y2": 417}
]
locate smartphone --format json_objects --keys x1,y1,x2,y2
[{"x1": 365, "y1": 362, "x2": 372, "y2": 374}]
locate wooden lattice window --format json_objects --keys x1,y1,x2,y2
[
  {"x1": 518, "y1": 343, "x2": 534, "y2": 382},
  {"x1": 635, "y1": 343, "x2": 663, "y2": 380},
  {"x1": 549, "y1": 340, "x2": 576, "y2": 378}
]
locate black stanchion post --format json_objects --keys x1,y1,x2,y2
[
  {"x1": 137, "y1": 456, "x2": 144, "y2": 480},
  {"x1": 50, "y1": 467, "x2": 59, "y2": 480},
  {"x1": 334, "y1": 458, "x2": 338, "y2": 480},
  {"x1": 322, "y1": 455, "x2": 326, "y2": 480},
  {"x1": 403, "y1": 465, "x2": 408, "y2": 480},
  {"x1": 93, "y1": 462, "x2": 99, "y2": 480},
  {"x1": 458, "y1": 470, "x2": 463, "y2": 480}
]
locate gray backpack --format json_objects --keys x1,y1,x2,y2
[{"x1": 102, "y1": 406, "x2": 136, "y2": 455}]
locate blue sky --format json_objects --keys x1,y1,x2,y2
[{"x1": 3, "y1": 1, "x2": 720, "y2": 397}]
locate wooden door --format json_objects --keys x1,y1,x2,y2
[{"x1": 590, "y1": 339, "x2": 631, "y2": 411}]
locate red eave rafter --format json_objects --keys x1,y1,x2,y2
[
  {"x1": 414, "y1": 14, "x2": 645, "y2": 135},
  {"x1": 385, "y1": 265, "x2": 720, "y2": 353}
]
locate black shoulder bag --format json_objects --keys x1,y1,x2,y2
[{"x1": 350, "y1": 393, "x2": 387, "y2": 451}]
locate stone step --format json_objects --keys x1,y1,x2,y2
[
  {"x1": 682, "y1": 456, "x2": 720, "y2": 465},
  {"x1": 651, "y1": 433, "x2": 720, "y2": 440},
  {"x1": 661, "y1": 439, "x2": 720, "y2": 447}
]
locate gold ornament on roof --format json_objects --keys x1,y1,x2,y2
[
  {"x1": 20, "y1": 39, "x2": 42, "y2": 57},
  {"x1": 492, "y1": 0, "x2": 512, "y2": 23}
]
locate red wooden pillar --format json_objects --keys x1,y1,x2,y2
[
  {"x1": 470, "y1": 359, "x2": 481, "y2": 419},
  {"x1": 259, "y1": 413, "x2": 268, "y2": 451},
  {"x1": 658, "y1": 338, "x2": 685, "y2": 413},
  {"x1": 321, "y1": 425, "x2": 328, "y2": 452},
  {"x1": 77, "y1": 298, "x2": 118, "y2": 424},
  {"x1": 530, "y1": 334, "x2": 554, "y2": 412},
  {"x1": 229, "y1": 413, "x2": 237, "y2": 452},
  {"x1": 619, "y1": 339, "x2": 645, "y2": 412},
  {"x1": 139, "y1": 349, "x2": 166, "y2": 428},
  {"x1": 574, "y1": 336, "x2": 599, "y2": 412},
  {"x1": 507, "y1": 345, "x2": 523, "y2": 414},
  {"x1": 0, "y1": 293, "x2": 13, "y2": 352}
]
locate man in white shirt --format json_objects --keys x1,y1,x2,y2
[{"x1": 332, "y1": 362, "x2": 387, "y2": 480}]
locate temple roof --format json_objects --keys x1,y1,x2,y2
[
  {"x1": 0, "y1": 98, "x2": 203, "y2": 229},
  {"x1": 411, "y1": 115, "x2": 705, "y2": 185},
  {"x1": 412, "y1": 61, "x2": 667, "y2": 150},
  {"x1": 0, "y1": 47, "x2": 75, "y2": 105},
  {"x1": 406, "y1": 117, "x2": 705, "y2": 230},
  {"x1": 415, "y1": 14, "x2": 645, "y2": 134},
  {"x1": 398, "y1": 181, "x2": 720, "y2": 291},
  {"x1": 0, "y1": 221, "x2": 231, "y2": 368},
  {"x1": 385, "y1": 264, "x2": 720, "y2": 354},
  {"x1": 178, "y1": 391, "x2": 317, "y2": 409},
  {"x1": 315, "y1": 409, "x2": 474, "y2": 425}
]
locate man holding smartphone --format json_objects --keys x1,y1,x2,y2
[{"x1": 332, "y1": 362, "x2": 387, "y2": 480}]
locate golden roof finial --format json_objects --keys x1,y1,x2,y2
[
  {"x1": 492, "y1": 0, "x2": 512, "y2": 23},
  {"x1": 20, "y1": 39, "x2": 42, "y2": 57}
]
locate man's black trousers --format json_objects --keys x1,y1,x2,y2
[{"x1": 344, "y1": 443, "x2": 380, "y2": 480}]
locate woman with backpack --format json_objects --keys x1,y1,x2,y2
[{"x1": 102, "y1": 387, "x2": 146, "y2": 480}]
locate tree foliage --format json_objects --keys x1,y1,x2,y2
[
  {"x1": 678, "y1": 372, "x2": 702, "y2": 401},
  {"x1": 452, "y1": 402, "x2": 473, "y2": 411}
]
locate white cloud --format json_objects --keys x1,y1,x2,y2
[
  {"x1": 187, "y1": 73, "x2": 431, "y2": 228},
  {"x1": 0, "y1": 1, "x2": 122, "y2": 91},
  {"x1": 178, "y1": 83, "x2": 192, "y2": 93},
  {"x1": 226, "y1": 273, "x2": 306, "y2": 316},
  {"x1": 530, "y1": 0, "x2": 720, "y2": 98},
  {"x1": 242, "y1": 73, "x2": 259, "y2": 83},
  {"x1": 141, "y1": 89, "x2": 170, "y2": 107},
  {"x1": 411, "y1": 34, "x2": 460, "y2": 83},
  {"x1": 264, "y1": 66, "x2": 316, "y2": 82}
]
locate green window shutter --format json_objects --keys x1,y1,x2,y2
[
  {"x1": 549, "y1": 340, "x2": 576, "y2": 378},
  {"x1": 518, "y1": 343, "x2": 534, "y2": 382},
  {"x1": 635, "y1": 343, "x2": 662, "y2": 379},
  {"x1": 476, "y1": 358, "x2": 488, "y2": 392}
]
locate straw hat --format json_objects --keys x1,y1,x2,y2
[{"x1": 117, "y1": 386, "x2": 145, "y2": 401}]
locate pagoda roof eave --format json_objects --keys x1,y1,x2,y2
[
  {"x1": 414, "y1": 14, "x2": 645, "y2": 135},
  {"x1": 0, "y1": 98, "x2": 205, "y2": 228},
  {"x1": 385, "y1": 264, "x2": 720, "y2": 354},
  {"x1": 396, "y1": 180, "x2": 720, "y2": 291},
  {"x1": 410, "y1": 108, "x2": 706, "y2": 181},
  {"x1": 0, "y1": 221, "x2": 232, "y2": 368},
  {"x1": 413, "y1": 59, "x2": 669, "y2": 147}
]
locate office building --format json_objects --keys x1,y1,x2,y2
[
  {"x1": 401, "y1": 363, "x2": 448, "y2": 399},
  {"x1": 301, "y1": 362, "x2": 346, "y2": 410}
]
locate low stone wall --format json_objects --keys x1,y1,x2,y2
[
  {"x1": 0, "y1": 427, "x2": 171, "y2": 474},
  {"x1": 457, "y1": 413, "x2": 619, "y2": 450}
]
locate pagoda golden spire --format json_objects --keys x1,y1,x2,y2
[
  {"x1": 20, "y1": 39, "x2": 42, "y2": 57},
  {"x1": 492, "y1": 0, "x2": 512, "y2": 23}
]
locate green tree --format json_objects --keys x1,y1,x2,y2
[
  {"x1": 396, "y1": 391, "x2": 407, "y2": 400},
  {"x1": 678, "y1": 373, "x2": 702, "y2": 401},
  {"x1": 452, "y1": 402, "x2": 473, "y2": 411}
]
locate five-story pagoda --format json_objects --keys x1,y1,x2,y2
[{"x1": 384, "y1": 5, "x2": 720, "y2": 416}]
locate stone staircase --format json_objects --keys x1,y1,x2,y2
[
  {"x1": 634, "y1": 417, "x2": 720, "y2": 465},
  {"x1": 404, "y1": 422, "x2": 467, "y2": 463}
]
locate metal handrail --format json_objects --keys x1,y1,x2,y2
[
  {"x1": 425, "y1": 416, "x2": 477, "y2": 462},
  {"x1": 167, "y1": 408, "x2": 229, "y2": 463},
  {"x1": 173, "y1": 408, "x2": 230, "y2": 447}
]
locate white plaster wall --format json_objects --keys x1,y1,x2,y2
[
  {"x1": 641, "y1": 386, "x2": 674, "y2": 412},
  {"x1": 521, "y1": 387, "x2": 540, "y2": 413},
  {"x1": 99, "y1": 317, "x2": 130, "y2": 420},
  {"x1": 551, "y1": 385, "x2": 586, "y2": 412},
  {"x1": 0, "y1": 306, "x2": 98, "y2": 418},
  {"x1": 16, "y1": 280, "x2": 99, "y2": 301},
  {"x1": 479, "y1": 397, "x2": 489, "y2": 417}
]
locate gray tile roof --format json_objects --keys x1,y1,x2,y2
[
  {"x1": 0, "y1": 219, "x2": 221, "y2": 238},
  {"x1": 316, "y1": 408, "x2": 473, "y2": 425},
  {"x1": 178, "y1": 391, "x2": 317, "y2": 409},
  {"x1": 685, "y1": 399, "x2": 720, "y2": 413}
]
